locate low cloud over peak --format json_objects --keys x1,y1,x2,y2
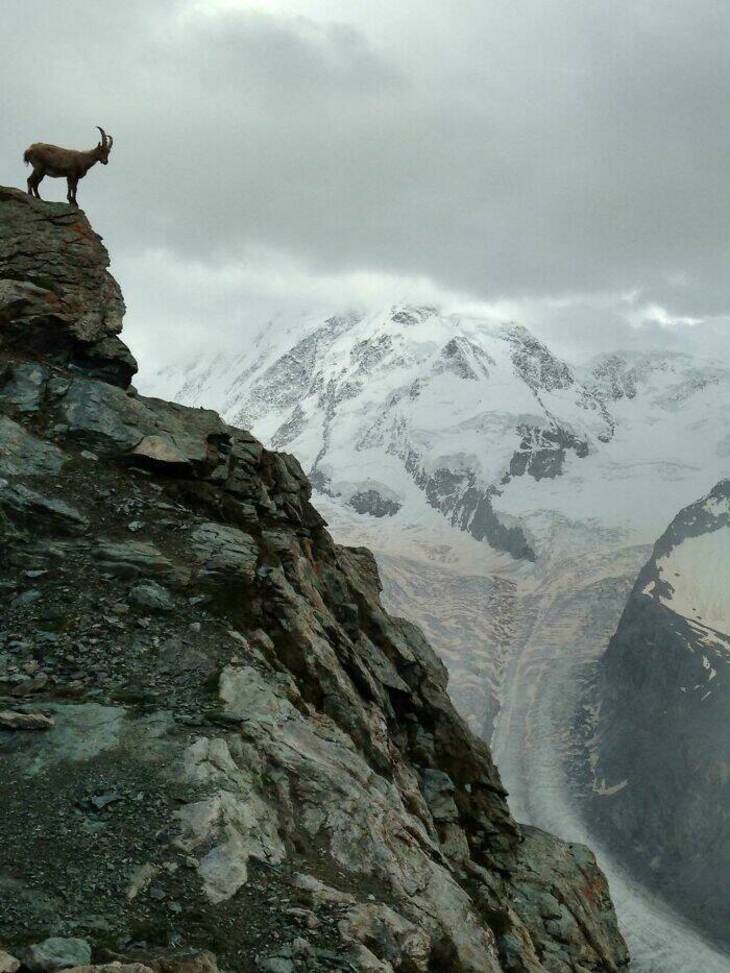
[{"x1": 3, "y1": 0, "x2": 729, "y2": 370}]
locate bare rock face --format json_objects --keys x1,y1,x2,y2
[
  {"x1": 0, "y1": 950, "x2": 21, "y2": 973},
  {"x1": 0, "y1": 187, "x2": 135, "y2": 387},
  {"x1": 0, "y1": 188, "x2": 628, "y2": 972}
]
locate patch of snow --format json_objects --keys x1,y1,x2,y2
[{"x1": 655, "y1": 526, "x2": 730, "y2": 633}]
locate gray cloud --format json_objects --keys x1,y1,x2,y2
[{"x1": 2, "y1": 0, "x2": 730, "y2": 373}]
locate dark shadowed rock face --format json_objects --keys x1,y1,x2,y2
[
  {"x1": 508, "y1": 424, "x2": 589, "y2": 482},
  {"x1": 347, "y1": 489, "x2": 402, "y2": 518},
  {"x1": 0, "y1": 188, "x2": 627, "y2": 973},
  {"x1": 404, "y1": 458, "x2": 537, "y2": 562},
  {"x1": 503, "y1": 326, "x2": 574, "y2": 394},
  {"x1": 590, "y1": 480, "x2": 730, "y2": 944}
]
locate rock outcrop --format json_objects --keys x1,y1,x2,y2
[
  {"x1": 0, "y1": 187, "x2": 628, "y2": 972},
  {"x1": 0, "y1": 187, "x2": 134, "y2": 388},
  {"x1": 590, "y1": 480, "x2": 730, "y2": 945}
]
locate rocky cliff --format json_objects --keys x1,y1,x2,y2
[
  {"x1": 0, "y1": 187, "x2": 628, "y2": 973},
  {"x1": 590, "y1": 480, "x2": 730, "y2": 946}
]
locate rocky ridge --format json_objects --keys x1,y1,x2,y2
[
  {"x1": 589, "y1": 480, "x2": 730, "y2": 946},
  {"x1": 0, "y1": 187, "x2": 627, "y2": 973}
]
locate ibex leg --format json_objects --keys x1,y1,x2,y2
[{"x1": 27, "y1": 169, "x2": 44, "y2": 199}]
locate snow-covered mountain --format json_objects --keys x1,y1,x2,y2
[
  {"x1": 590, "y1": 480, "x2": 730, "y2": 944},
  {"x1": 146, "y1": 305, "x2": 730, "y2": 969},
  {"x1": 151, "y1": 305, "x2": 730, "y2": 563}
]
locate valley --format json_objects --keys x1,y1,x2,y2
[{"x1": 146, "y1": 303, "x2": 730, "y2": 970}]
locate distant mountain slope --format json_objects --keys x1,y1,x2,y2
[
  {"x1": 147, "y1": 302, "x2": 730, "y2": 969},
  {"x1": 151, "y1": 305, "x2": 730, "y2": 569},
  {"x1": 589, "y1": 480, "x2": 730, "y2": 943},
  {"x1": 150, "y1": 305, "x2": 730, "y2": 735}
]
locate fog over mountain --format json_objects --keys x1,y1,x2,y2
[{"x1": 3, "y1": 0, "x2": 730, "y2": 374}]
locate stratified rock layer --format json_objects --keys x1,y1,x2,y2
[{"x1": 0, "y1": 188, "x2": 628, "y2": 972}]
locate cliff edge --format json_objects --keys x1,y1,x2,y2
[{"x1": 0, "y1": 187, "x2": 628, "y2": 973}]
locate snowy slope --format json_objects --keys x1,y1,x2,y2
[{"x1": 148, "y1": 305, "x2": 730, "y2": 566}]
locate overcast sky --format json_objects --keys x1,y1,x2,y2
[{"x1": 3, "y1": 0, "x2": 730, "y2": 375}]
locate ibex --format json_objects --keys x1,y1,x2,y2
[{"x1": 23, "y1": 126, "x2": 114, "y2": 206}]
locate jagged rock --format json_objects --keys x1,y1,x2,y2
[
  {"x1": 11, "y1": 672, "x2": 49, "y2": 695},
  {"x1": 0, "y1": 361, "x2": 49, "y2": 413},
  {"x1": 175, "y1": 735, "x2": 286, "y2": 903},
  {"x1": 509, "y1": 422, "x2": 589, "y2": 480},
  {"x1": 58, "y1": 379, "x2": 150, "y2": 451},
  {"x1": 420, "y1": 768, "x2": 460, "y2": 821},
  {"x1": 0, "y1": 483, "x2": 87, "y2": 534},
  {"x1": 0, "y1": 951, "x2": 20, "y2": 973},
  {"x1": 26, "y1": 937, "x2": 92, "y2": 972},
  {"x1": 92, "y1": 540, "x2": 182, "y2": 582},
  {"x1": 77, "y1": 335, "x2": 138, "y2": 387},
  {"x1": 218, "y1": 664, "x2": 296, "y2": 723},
  {"x1": 0, "y1": 709, "x2": 54, "y2": 730},
  {"x1": 0, "y1": 416, "x2": 64, "y2": 477},
  {"x1": 127, "y1": 581, "x2": 176, "y2": 612},
  {"x1": 591, "y1": 479, "x2": 730, "y2": 943},
  {"x1": 189, "y1": 522, "x2": 258, "y2": 581},
  {"x1": 338, "y1": 902, "x2": 431, "y2": 971},
  {"x1": 55, "y1": 375, "x2": 230, "y2": 477},
  {"x1": 0, "y1": 188, "x2": 134, "y2": 386},
  {"x1": 347, "y1": 488, "x2": 401, "y2": 518},
  {"x1": 127, "y1": 435, "x2": 191, "y2": 473},
  {"x1": 65, "y1": 967, "x2": 152, "y2": 973},
  {"x1": 0, "y1": 185, "x2": 628, "y2": 973}
]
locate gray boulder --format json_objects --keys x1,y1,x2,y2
[
  {"x1": 26, "y1": 938, "x2": 91, "y2": 972},
  {"x1": 128, "y1": 581, "x2": 176, "y2": 612},
  {"x1": 0, "y1": 416, "x2": 64, "y2": 477},
  {"x1": 93, "y1": 540, "x2": 182, "y2": 582},
  {"x1": 190, "y1": 522, "x2": 258, "y2": 581},
  {"x1": 0, "y1": 482, "x2": 87, "y2": 534}
]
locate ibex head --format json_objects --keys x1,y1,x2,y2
[{"x1": 95, "y1": 126, "x2": 114, "y2": 164}]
